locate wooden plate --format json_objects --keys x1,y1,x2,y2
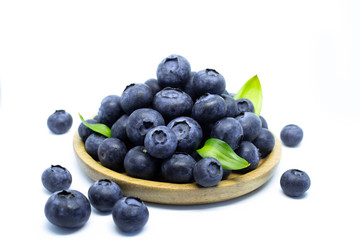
[{"x1": 73, "y1": 131, "x2": 281, "y2": 205}]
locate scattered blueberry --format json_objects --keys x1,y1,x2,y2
[
  {"x1": 156, "y1": 54, "x2": 191, "y2": 89},
  {"x1": 280, "y1": 124, "x2": 303, "y2": 147},
  {"x1": 45, "y1": 190, "x2": 91, "y2": 228},
  {"x1": 112, "y1": 196, "x2": 149, "y2": 233},
  {"x1": 144, "y1": 126, "x2": 177, "y2": 159},
  {"x1": 120, "y1": 83, "x2": 153, "y2": 115},
  {"x1": 193, "y1": 157, "x2": 223, "y2": 187},
  {"x1": 47, "y1": 110, "x2": 73, "y2": 134},
  {"x1": 280, "y1": 169, "x2": 311, "y2": 197},
  {"x1": 41, "y1": 165, "x2": 72, "y2": 193},
  {"x1": 161, "y1": 153, "x2": 196, "y2": 183},
  {"x1": 88, "y1": 179, "x2": 123, "y2": 212},
  {"x1": 98, "y1": 137, "x2": 127, "y2": 172}
]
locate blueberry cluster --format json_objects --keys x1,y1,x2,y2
[
  {"x1": 78, "y1": 54, "x2": 276, "y2": 187},
  {"x1": 42, "y1": 166, "x2": 149, "y2": 232}
]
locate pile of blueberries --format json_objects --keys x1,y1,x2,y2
[
  {"x1": 42, "y1": 165, "x2": 149, "y2": 232},
  {"x1": 43, "y1": 54, "x2": 311, "y2": 232},
  {"x1": 78, "y1": 54, "x2": 276, "y2": 187}
]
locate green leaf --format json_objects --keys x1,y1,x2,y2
[
  {"x1": 196, "y1": 138, "x2": 249, "y2": 170},
  {"x1": 233, "y1": 75, "x2": 263, "y2": 116},
  {"x1": 78, "y1": 113, "x2": 111, "y2": 138}
]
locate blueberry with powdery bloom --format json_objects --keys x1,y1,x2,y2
[
  {"x1": 88, "y1": 179, "x2": 123, "y2": 212},
  {"x1": 236, "y1": 112, "x2": 262, "y2": 142},
  {"x1": 98, "y1": 95, "x2": 123, "y2": 127},
  {"x1": 126, "y1": 108, "x2": 165, "y2": 146},
  {"x1": 144, "y1": 126, "x2": 177, "y2": 159},
  {"x1": 120, "y1": 83, "x2": 153, "y2": 115},
  {"x1": 167, "y1": 116, "x2": 203, "y2": 153},
  {"x1": 280, "y1": 124, "x2": 303, "y2": 147},
  {"x1": 161, "y1": 153, "x2": 196, "y2": 183},
  {"x1": 192, "y1": 93, "x2": 227, "y2": 124},
  {"x1": 85, "y1": 133, "x2": 106, "y2": 161},
  {"x1": 124, "y1": 146, "x2": 160, "y2": 180},
  {"x1": 157, "y1": 54, "x2": 191, "y2": 89},
  {"x1": 98, "y1": 137, "x2": 127, "y2": 172},
  {"x1": 152, "y1": 87, "x2": 193, "y2": 121},
  {"x1": 47, "y1": 110, "x2": 73, "y2": 134},
  {"x1": 45, "y1": 190, "x2": 91, "y2": 228},
  {"x1": 192, "y1": 69, "x2": 226, "y2": 98},
  {"x1": 280, "y1": 169, "x2": 311, "y2": 197},
  {"x1": 112, "y1": 196, "x2": 149, "y2": 233},
  {"x1": 41, "y1": 165, "x2": 72, "y2": 193}
]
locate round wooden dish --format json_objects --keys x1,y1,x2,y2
[{"x1": 73, "y1": 131, "x2": 281, "y2": 205}]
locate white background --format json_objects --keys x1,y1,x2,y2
[{"x1": 1, "y1": 0, "x2": 359, "y2": 239}]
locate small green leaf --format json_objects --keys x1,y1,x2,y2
[
  {"x1": 196, "y1": 138, "x2": 249, "y2": 170},
  {"x1": 233, "y1": 75, "x2": 263, "y2": 116},
  {"x1": 79, "y1": 113, "x2": 111, "y2": 138}
]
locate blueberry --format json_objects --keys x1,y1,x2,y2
[
  {"x1": 44, "y1": 190, "x2": 91, "y2": 228},
  {"x1": 221, "y1": 94, "x2": 240, "y2": 117},
  {"x1": 98, "y1": 137, "x2": 127, "y2": 172},
  {"x1": 144, "y1": 78, "x2": 161, "y2": 96},
  {"x1": 124, "y1": 146, "x2": 160, "y2": 180},
  {"x1": 259, "y1": 115, "x2": 268, "y2": 129},
  {"x1": 47, "y1": 110, "x2": 73, "y2": 134},
  {"x1": 156, "y1": 54, "x2": 191, "y2": 89},
  {"x1": 236, "y1": 112, "x2": 262, "y2": 142},
  {"x1": 235, "y1": 141, "x2": 260, "y2": 174},
  {"x1": 280, "y1": 169, "x2": 311, "y2": 197},
  {"x1": 235, "y1": 98, "x2": 255, "y2": 114},
  {"x1": 98, "y1": 95, "x2": 123, "y2": 127},
  {"x1": 167, "y1": 116, "x2": 203, "y2": 153},
  {"x1": 152, "y1": 87, "x2": 193, "y2": 121},
  {"x1": 144, "y1": 126, "x2": 177, "y2": 159},
  {"x1": 41, "y1": 165, "x2": 72, "y2": 193},
  {"x1": 211, "y1": 117, "x2": 243, "y2": 150},
  {"x1": 222, "y1": 169, "x2": 232, "y2": 180},
  {"x1": 252, "y1": 128, "x2": 275, "y2": 158},
  {"x1": 85, "y1": 133, "x2": 106, "y2": 161},
  {"x1": 192, "y1": 93, "x2": 227, "y2": 124},
  {"x1": 183, "y1": 71, "x2": 197, "y2": 101},
  {"x1": 112, "y1": 196, "x2": 149, "y2": 233},
  {"x1": 126, "y1": 108, "x2": 165, "y2": 146},
  {"x1": 161, "y1": 153, "x2": 196, "y2": 183},
  {"x1": 78, "y1": 118, "x2": 99, "y2": 142},
  {"x1": 88, "y1": 179, "x2": 123, "y2": 212},
  {"x1": 111, "y1": 114, "x2": 130, "y2": 143},
  {"x1": 193, "y1": 157, "x2": 223, "y2": 187},
  {"x1": 192, "y1": 69, "x2": 226, "y2": 98},
  {"x1": 280, "y1": 124, "x2": 303, "y2": 147},
  {"x1": 120, "y1": 83, "x2": 153, "y2": 115}
]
